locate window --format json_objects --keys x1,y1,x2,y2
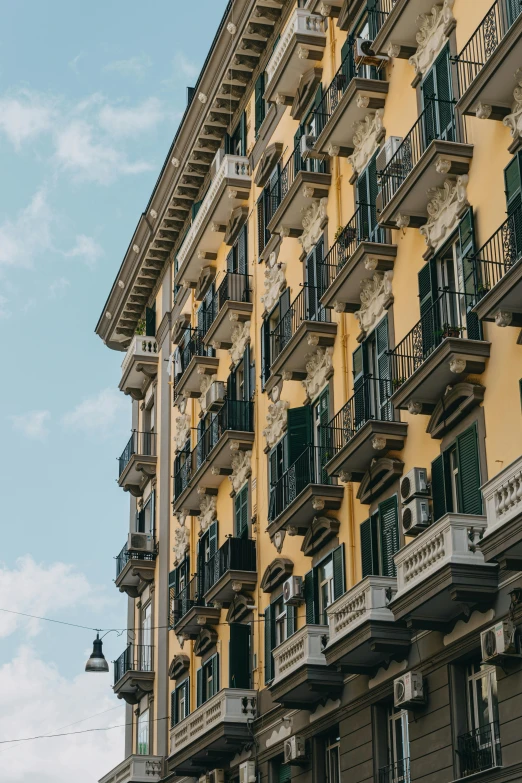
[
  {"x1": 228, "y1": 343, "x2": 254, "y2": 402},
  {"x1": 171, "y1": 678, "x2": 190, "y2": 727},
  {"x1": 357, "y1": 153, "x2": 382, "y2": 244},
  {"x1": 136, "y1": 491, "x2": 155, "y2": 536},
  {"x1": 258, "y1": 163, "x2": 280, "y2": 255},
  {"x1": 379, "y1": 707, "x2": 409, "y2": 783},
  {"x1": 197, "y1": 653, "x2": 219, "y2": 706},
  {"x1": 503, "y1": 151, "x2": 522, "y2": 255},
  {"x1": 227, "y1": 224, "x2": 248, "y2": 275},
  {"x1": 264, "y1": 597, "x2": 296, "y2": 683},
  {"x1": 234, "y1": 484, "x2": 249, "y2": 539},
  {"x1": 261, "y1": 288, "x2": 289, "y2": 387},
  {"x1": 352, "y1": 315, "x2": 391, "y2": 426},
  {"x1": 141, "y1": 603, "x2": 152, "y2": 670},
  {"x1": 227, "y1": 113, "x2": 247, "y2": 156},
  {"x1": 360, "y1": 495, "x2": 399, "y2": 579},
  {"x1": 421, "y1": 45, "x2": 455, "y2": 143},
  {"x1": 137, "y1": 709, "x2": 149, "y2": 755},
  {"x1": 457, "y1": 661, "x2": 501, "y2": 776},
  {"x1": 274, "y1": 760, "x2": 291, "y2": 783},
  {"x1": 305, "y1": 236, "x2": 327, "y2": 320},
  {"x1": 304, "y1": 546, "x2": 345, "y2": 625},
  {"x1": 431, "y1": 423, "x2": 482, "y2": 521},
  {"x1": 197, "y1": 282, "x2": 215, "y2": 337},
  {"x1": 145, "y1": 305, "x2": 156, "y2": 337},
  {"x1": 325, "y1": 732, "x2": 341, "y2": 783},
  {"x1": 229, "y1": 623, "x2": 251, "y2": 689},
  {"x1": 255, "y1": 71, "x2": 266, "y2": 134}
]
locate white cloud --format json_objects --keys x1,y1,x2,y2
[
  {"x1": 55, "y1": 120, "x2": 153, "y2": 184},
  {"x1": 62, "y1": 388, "x2": 126, "y2": 435},
  {"x1": 10, "y1": 410, "x2": 51, "y2": 441},
  {"x1": 48, "y1": 277, "x2": 70, "y2": 298},
  {"x1": 0, "y1": 295, "x2": 11, "y2": 319},
  {"x1": 98, "y1": 97, "x2": 164, "y2": 138},
  {"x1": 104, "y1": 54, "x2": 152, "y2": 78},
  {"x1": 174, "y1": 52, "x2": 200, "y2": 80},
  {"x1": 0, "y1": 190, "x2": 54, "y2": 268},
  {"x1": 68, "y1": 53, "x2": 83, "y2": 74},
  {"x1": 0, "y1": 90, "x2": 55, "y2": 149},
  {"x1": 65, "y1": 234, "x2": 104, "y2": 267},
  {"x1": 0, "y1": 646, "x2": 124, "y2": 783}
]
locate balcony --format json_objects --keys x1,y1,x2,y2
[
  {"x1": 378, "y1": 758, "x2": 410, "y2": 783},
  {"x1": 268, "y1": 286, "x2": 337, "y2": 391},
  {"x1": 323, "y1": 376, "x2": 408, "y2": 482},
  {"x1": 172, "y1": 400, "x2": 255, "y2": 514},
  {"x1": 169, "y1": 575, "x2": 220, "y2": 639},
  {"x1": 264, "y1": 8, "x2": 326, "y2": 106},
  {"x1": 266, "y1": 145, "x2": 331, "y2": 236},
  {"x1": 377, "y1": 100, "x2": 473, "y2": 229},
  {"x1": 389, "y1": 289, "x2": 490, "y2": 414},
  {"x1": 471, "y1": 205, "x2": 522, "y2": 327},
  {"x1": 99, "y1": 755, "x2": 163, "y2": 783},
  {"x1": 119, "y1": 335, "x2": 159, "y2": 400},
  {"x1": 455, "y1": 0, "x2": 522, "y2": 133},
  {"x1": 201, "y1": 272, "x2": 253, "y2": 349},
  {"x1": 271, "y1": 624, "x2": 343, "y2": 709},
  {"x1": 267, "y1": 445, "x2": 344, "y2": 538},
  {"x1": 168, "y1": 688, "x2": 256, "y2": 775},
  {"x1": 115, "y1": 541, "x2": 157, "y2": 598},
  {"x1": 457, "y1": 721, "x2": 502, "y2": 778},
  {"x1": 173, "y1": 155, "x2": 251, "y2": 288},
  {"x1": 390, "y1": 513, "x2": 498, "y2": 631},
  {"x1": 480, "y1": 455, "x2": 522, "y2": 570},
  {"x1": 203, "y1": 537, "x2": 257, "y2": 605},
  {"x1": 319, "y1": 204, "x2": 396, "y2": 312},
  {"x1": 324, "y1": 576, "x2": 411, "y2": 674},
  {"x1": 313, "y1": 49, "x2": 388, "y2": 159},
  {"x1": 113, "y1": 644, "x2": 154, "y2": 705},
  {"x1": 370, "y1": 0, "x2": 445, "y2": 59},
  {"x1": 172, "y1": 328, "x2": 219, "y2": 401},
  {"x1": 118, "y1": 432, "x2": 157, "y2": 497}
]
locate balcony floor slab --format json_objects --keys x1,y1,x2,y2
[
  {"x1": 203, "y1": 569, "x2": 258, "y2": 606},
  {"x1": 371, "y1": 0, "x2": 439, "y2": 57},
  {"x1": 267, "y1": 483, "x2": 345, "y2": 539},
  {"x1": 324, "y1": 618, "x2": 411, "y2": 674},
  {"x1": 321, "y1": 241, "x2": 397, "y2": 310},
  {"x1": 203, "y1": 301, "x2": 253, "y2": 349},
  {"x1": 325, "y1": 419, "x2": 408, "y2": 480},
  {"x1": 173, "y1": 605, "x2": 221, "y2": 639},
  {"x1": 266, "y1": 170, "x2": 331, "y2": 235},
  {"x1": 118, "y1": 455, "x2": 157, "y2": 497},
  {"x1": 173, "y1": 356, "x2": 220, "y2": 400},
  {"x1": 267, "y1": 320, "x2": 337, "y2": 394},
  {"x1": 270, "y1": 664, "x2": 344, "y2": 710},
  {"x1": 473, "y1": 258, "x2": 522, "y2": 325}
]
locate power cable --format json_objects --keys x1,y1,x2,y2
[{"x1": 0, "y1": 716, "x2": 169, "y2": 746}]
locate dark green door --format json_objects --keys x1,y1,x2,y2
[
  {"x1": 421, "y1": 46, "x2": 454, "y2": 145},
  {"x1": 229, "y1": 623, "x2": 251, "y2": 688}
]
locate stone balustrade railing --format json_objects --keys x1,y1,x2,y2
[
  {"x1": 121, "y1": 335, "x2": 158, "y2": 378},
  {"x1": 273, "y1": 624, "x2": 329, "y2": 682},
  {"x1": 482, "y1": 455, "x2": 522, "y2": 537},
  {"x1": 99, "y1": 754, "x2": 163, "y2": 783},
  {"x1": 265, "y1": 8, "x2": 326, "y2": 85},
  {"x1": 394, "y1": 513, "x2": 488, "y2": 598},
  {"x1": 326, "y1": 576, "x2": 397, "y2": 645}
]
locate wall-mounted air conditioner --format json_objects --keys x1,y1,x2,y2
[{"x1": 401, "y1": 497, "x2": 430, "y2": 537}]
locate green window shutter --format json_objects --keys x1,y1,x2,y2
[
  {"x1": 255, "y1": 72, "x2": 266, "y2": 132},
  {"x1": 313, "y1": 82, "x2": 324, "y2": 135},
  {"x1": 341, "y1": 35, "x2": 352, "y2": 69},
  {"x1": 458, "y1": 208, "x2": 482, "y2": 340},
  {"x1": 184, "y1": 678, "x2": 190, "y2": 718},
  {"x1": 226, "y1": 247, "x2": 235, "y2": 273},
  {"x1": 234, "y1": 492, "x2": 242, "y2": 537},
  {"x1": 367, "y1": 153, "x2": 379, "y2": 238},
  {"x1": 208, "y1": 521, "x2": 218, "y2": 559},
  {"x1": 293, "y1": 126, "x2": 303, "y2": 174},
  {"x1": 332, "y1": 544, "x2": 346, "y2": 601},
  {"x1": 238, "y1": 224, "x2": 247, "y2": 275},
  {"x1": 261, "y1": 317, "x2": 271, "y2": 387},
  {"x1": 431, "y1": 454, "x2": 448, "y2": 522},
  {"x1": 150, "y1": 491, "x2": 155, "y2": 536},
  {"x1": 196, "y1": 667, "x2": 203, "y2": 707},
  {"x1": 264, "y1": 605, "x2": 275, "y2": 683},
  {"x1": 418, "y1": 260, "x2": 438, "y2": 357},
  {"x1": 434, "y1": 46, "x2": 453, "y2": 139},
  {"x1": 230, "y1": 623, "x2": 251, "y2": 689},
  {"x1": 171, "y1": 689, "x2": 176, "y2": 727},
  {"x1": 317, "y1": 388, "x2": 331, "y2": 482},
  {"x1": 353, "y1": 343, "x2": 368, "y2": 429},
  {"x1": 360, "y1": 515, "x2": 380, "y2": 577},
  {"x1": 257, "y1": 194, "x2": 266, "y2": 254},
  {"x1": 379, "y1": 496, "x2": 399, "y2": 578},
  {"x1": 357, "y1": 165, "x2": 370, "y2": 240},
  {"x1": 235, "y1": 484, "x2": 249, "y2": 538},
  {"x1": 505, "y1": 153, "x2": 522, "y2": 213},
  {"x1": 304, "y1": 569, "x2": 318, "y2": 624},
  {"x1": 421, "y1": 67, "x2": 437, "y2": 145},
  {"x1": 375, "y1": 315, "x2": 391, "y2": 421},
  {"x1": 145, "y1": 305, "x2": 156, "y2": 337},
  {"x1": 456, "y1": 424, "x2": 482, "y2": 515},
  {"x1": 240, "y1": 112, "x2": 247, "y2": 156},
  {"x1": 286, "y1": 604, "x2": 296, "y2": 637},
  {"x1": 279, "y1": 764, "x2": 292, "y2": 783},
  {"x1": 287, "y1": 405, "x2": 313, "y2": 466},
  {"x1": 269, "y1": 446, "x2": 278, "y2": 487}
]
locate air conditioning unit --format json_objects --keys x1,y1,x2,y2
[
  {"x1": 206, "y1": 380, "x2": 226, "y2": 412},
  {"x1": 376, "y1": 135, "x2": 403, "y2": 172},
  {"x1": 394, "y1": 671, "x2": 426, "y2": 709},
  {"x1": 127, "y1": 532, "x2": 154, "y2": 553},
  {"x1": 401, "y1": 497, "x2": 430, "y2": 537},
  {"x1": 481, "y1": 621, "x2": 521, "y2": 664},
  {"x1": 401, "y1": 467, "x2": 429, "y2": 503},
  {"x1": 284, "y1": 735, "x2": 307, "y2": 764},
  {"x1": 208, "y1": 771, "x2": 225, "y2": 783},
  {"x1": 283, "y1": 576, "x2": 304, "y2": 605},
  {"x1": 300, "y1": 133, "x2": 316, "y2": 159},
  {"x1": 239, "y1": 761, "x2": 256, "y2": 783},
  {"x1": 354, "y1": 38, "x2": 387, "y2": 67}
]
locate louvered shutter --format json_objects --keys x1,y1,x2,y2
[
  {"x1": 244, "y1": 343, "x2": 255, "y2": 400},
  {"x1": 145, "y1": 305, "x2": 156, "y2": 337},
  {"x1": 286, "y1": 604, "x2": 296, "y2": 637},
  {"x1": 456, "y1": 424, "x2": 482, "y2": 515},
  {"x1": 171, "y1": 689, "x2": 177, "y2": 727},
  {"x1": 149, "y1": 491, "x2": 155, "y2": 536},
  {"x1": 506, "y1": 0, "x2": 522, "y2": 25},
  {"x1": 279, "y1": 287, "x2": 292, "y2": 351},
  {"x1": 234, "y1": 484, "x2": 248, "y2": 538},
  {"x1": 230, "y1": 624, "x2": 250, "y2": 689},
  {"x1": 379, "y1": 496, "x2": 399, "y2": 578},
  {"x1": 418, "y1": 260, "x2": 438, "y2": 357},
  {"x1": 255, "y1": 72, "x2": 266, "y2": 132},
  {"x1": 318, "y1": 388, "x2": 331, "y2": 483},
  {"x1": 332, "y1": 544, "x2": 345, "y2": 601},
  {"x1": 293, "y1": 126, "x2": 303, "y2": 176},
  {"x1": 269, "y1": 164, "x2": 281, "y2": 219},
  {"x1": 341, "y1": 35, "x2": 353, "y2": 79},
  {"x1": 434, "y1": 46, "x2": 454, "y2": 140},
  {"x1": 279, "y1": 764, "x2": 292, "y2": 783},
  {"x1": 287, "y1": 405, "x2": 312, "y2": 466},
  {"x1": 197, "y1": 302, "x2": 205, "y2": 336},
  {"x1": 431, "y1": 454, "x2": 448, "y2": 521},
  {"x1": 504, "y1": 152, "x2": 522, "y2": 261},
  {"x1": 261, "y1": 318, "x2": 271, "y2": 387},
  {"x1": 238, "y1": 224, "x2": 247, "y2": 275},
  {"x1": 226, "y1": 247, "x2": 235, "y2": 273},
  {"x1": 239, "y1": 112, "x2": 247, "y2": 156},
  {"x1": 257, "y1": 194, "x2": 266, "y2": 255},
  {"x1": 208, "y1": 521, "x2": 218, "y2": 560},
  {"x1": 183, "y1": 678, "x2": 190, "y2": 719},
  {"x1": 304, "y1": 569, "x2": 318, "y2": 624},
  {"x1": 458, "y1": 209, "x2": 482, "y2": 341},
  {"x1": 196, "y1": 667, "x2": 203, "y2": 707},
  {"x1": 264, "y1": 605, "x2": 275, "y2": 683},
  {"x1": 421, "y1": 68, "x2": 437, "y2": 145},
  {"x1": 353, "y1": 343, "x2": 367, "y2": 431},
  {"x1": 376, "y1": 315, "x2": 392, "y2": 421},
  {"x1": 357, "y1": 166, "x2": 370, "y2": 240},
  {"x1": 313, "y1": 82, "x2": 324, "y2": 136},
  {"x1": 360, "y1": 515, "x2": 380, "y2": 577}
]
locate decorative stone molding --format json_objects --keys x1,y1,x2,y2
[
  {"x1": 435, "y1": 158, "x2": 452, "y2": 174},
  {"x1": 427, "y1": 382, "x2": 485, "y2": 439},
  {"x1": 229, "y1": 320, "x2": 251, "y2": 366},
  {"x1": 261, "y1": 252, "x2": 287, "y2": 314},
  {"x1": 301, "y1": 517, "x2": 340, "y2": 557},
  {"x1": 355, "y1": 271, "x2": 394, "y2": 336},
  {"x1": 168, "y1": 654, "x2": 190, "y2": 680},
  {"x1": 476, "y1": 102, "x2": 492, "y2": 120},
  {"x1": 175, "y1": 509, "x2": 188, "y2": 527},
  {"x1": 357, "y1": 457, "x2": 404, "y2": 505},
  {"x1": 297, "y1": 45, "x2": 310, "y2": 60},
  {"x1": 173, "y1": 525, "x2": 189, "y2": 566},
  {"x1": 387, "y1": 43, "x2": 401, "y2": 59},
  {"x1": 263, "y1": 386, "x2": 290, "y2": 450},
  {"x1": 495, "y1": 310, "x2": 513, "y2": 327},
  {"x1": 174, "y1": 412, "x2": 191, "y2": 453},
  {"x1": 449, "y1": 357, "x2": 467, "y2": 374},
  {"x1": 229, "y1": 449, "x2": 252, "y2": 494},
  {"x1": 273, "y1": 530, "x2": 286, "y2": 553},
  {"x1": 407, "y1": 400, "x2": 423, "y2": 415},
  {"x1": 318, "y1": 2, "x2": 332, "y2": 15},
  {"x1": 198, "y1": 493, "x2": 217, "y2": 535},
  {"x1": 419, "y1": 176, "x2": 469, "y2": 254},
  {"x1": 226, "y1": 594, "x2": 256, "y2": 623},
  {"x1": 348, "y1": 110, "x2": 385, "y2": 176},
  {"x1": 327, "y1": 143, "x2": 340, "y2": 157},
  {"x1": 299, "y1": 197, "x2": 328, "y2": 255},
  {"x1": 194, "y1": 628, "x2": 218, "y2": 657},
  {"x1": 503, "y1": 69, "x2": 522, "y2": 143},
  {"x1": 302, "y1": 346, "x2": 334, "y2": 401},
  {"x1": 198, "y1": 373, "x2": 217, "y2": 414},
  {"x1": 372, "y1": 436, "x2": 387, "y2": 451},
  {"x1": 409, "y1": 0, "x2": 456, "y2": 79},
  {"x1": 261, "y1": 558, "x2": 294, "y2": 592},
  {"x1": 395, "y1": 213, "x2": 410, "y2": 229}
]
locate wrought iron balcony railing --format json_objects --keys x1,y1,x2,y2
[
  {"x1": 318, "y1": 203, "x2": 385, "y2": 293},
  {"x1": 173, "y1": 400, "x2": 255, "y2": 498},
  {"x1": 389, "y1": 289, "x2": 482, "y2": 392},
  {"x1": 203, "y1": 538, "x2": 256, "y2": 595},
  {"x1": 169, "y1": 575, "x2": 206, "y2": 628},
  {"x1": 266, "y1": 142, "x2": 328, "y2": 225},
  {"x1": 114, "y1": 644, "x2": 154, "y2": 686},
  {"x1": 115, "y1": 542, "x2": 156, "y2": 580},
  {"x1": 173, "y1": 328, "x2": 214, "y2": 388},
  {"x1": 378, "y1": 99, "x2": 461, "y2": 210},
  {"x1": 454, "y1": 0, "x2": 522, "y2": 98},
  {"x1": 199, "y1": 272, "x2": 252, "y2": 337},
  {"x1": 470, "y1": 204, "x2": 522, "y2": 297},
  {"x1": 270, "y1": 285, "x2": 330, "y2": 365},
  {"x1": 378, "y1": 757, "x2": 410, "y2": 783},
  {"x1": 268, "y1": 445, "x2": 333, "y2": 522},
  {"x1": 118, "y1": 431, "x2": 156, "y2": 477},
  {"x1": 323, "y1": 376, "x2": 394, "y2": 455},
  {"x1": 457, "y1": 721, "x2": 502, "y2": 777}
]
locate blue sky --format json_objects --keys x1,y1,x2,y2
[{"x1": 0, "y1": 2, "x2": 227, "y2": 780}]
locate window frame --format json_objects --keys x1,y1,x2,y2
[{"x1": 137, "y1": 708, "x2": 150, "y2": 755}]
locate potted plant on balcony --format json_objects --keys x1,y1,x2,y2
[
  {"x1": 436, "y1": 323, "x2": 463, "y2": 339},
  {"x1": 135, "y1": 319, "x2": 146, "y2": 336}
]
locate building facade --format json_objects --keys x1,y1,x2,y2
[{"x1": 96, "y1": 2, "x2": 522, "y2": 783}]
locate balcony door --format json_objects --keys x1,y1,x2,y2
[
  {"x1": 352, "y1": 314, "x2": 391, "y2": 429},
  {"x1": 421, "y1": 46, "x2": 455, "y2": 145},
  {"x1": 504, "y1": 151, "x2": 522, "y2": 264},
  {"x1": 305, "y1": 236, "x2": 326, "y2": 321},
  {"x1": 357, "y1": 153, "x2": 381, "y2": 244},
  {"x1": 313, "y1": 387, "x2": 330, "y2": 484},
  {"x1": 385, "y1": 707, "x2": 410, "y2": 783},
  {"x1": 141, "y1": 603, "x2": 152, "y2": 670},
  {"x1": 462, "y1": 662, "x2": 501, "y2": 773}
]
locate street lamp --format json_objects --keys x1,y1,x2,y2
[{"x1": 85, "y1": 633, "x2": 109, "y2": 673}]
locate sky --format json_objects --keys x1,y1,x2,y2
[{"x1": 0, "y1": 2, "x2": 228, "y2": 781}]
